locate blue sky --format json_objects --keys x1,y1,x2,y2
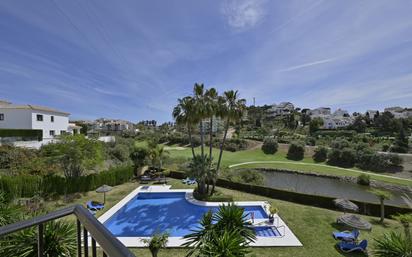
[{"x1": 1, "y1": 0, "x2": 412, "y2": 122}]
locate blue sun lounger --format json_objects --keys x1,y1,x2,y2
[
  {"x1": 87, "y1": 201, "x2": 104, "y2": 211},
  {"x1": 333, "y1": 229, "x2": 359, "y2": 241},
  {"x1": 338, "y1": 239, "x2": 368, "y2": 253},
  {"x1": 182, "y1": 177, "x2": 196, "y2": 185}
]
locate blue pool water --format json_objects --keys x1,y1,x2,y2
[{"x1": 104, "y1": 192, "x2": 279, "y2": 237}]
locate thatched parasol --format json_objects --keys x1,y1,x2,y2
[
  {"x1": 334, "y1": 198, "x2": 359, "y2": 213},
  {"x1": 96, "y1": 185, "x2": 113, "y2": 204},
  {"x1": 337, "y1": 214, "x2": 372, "y2": 231}
]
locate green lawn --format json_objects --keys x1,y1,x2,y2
[
  {"x1": 164, "y1": 145, "x2": 412, "y2": 186},
  {"x1": 48, "y1": 179, "x2": 402, "y2": 257}
]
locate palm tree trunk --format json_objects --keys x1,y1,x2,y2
[
  {"x1": 212, "y1": 118, "x2": 229, "y2": 195},
  {"x1": 216, "y1": 118, "x2": 229, "y2": 172},
  {"x1": 380, "y1": 198, "x2": 385, "y2": 223},
  {"x1": 209, "y1": 117, "x2": 213, "y2": 160},
  {"x1": 188, "y1": 125, "x2": 195, "y2": 159},
  {"x1": 200, "y1": 121, "x2": 205, "y2": 159}
]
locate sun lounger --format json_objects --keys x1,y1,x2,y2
[
  {"x1": 87, "y1": 200, "x2": 104, "y2": 211},
  {"x1": 333, "y1": 229, "x2": 359, "y2": 241},
  {"x1": 338, "y1": 239, "x2": 367, "y2": 253}
]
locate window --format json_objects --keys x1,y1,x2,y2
[
  {"x1": 36, "y1": 114, "x2": 43, "y2": 121},
  {"x1": 51, "y1": 116, "x2": 54, "y2": 122},
  {"x1": 49, "y1": 130, "x2": 55, "y2": 136},
  {"x1": 60, "y1": 130, "x2": 66, "y2": 135},
  {"x1": 0, "y1": 113, "x2": 4, "y2": 121}
]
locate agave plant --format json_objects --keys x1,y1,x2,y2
[
  {"x1": 373, "y1": 231, "x2": 412, "y2": 257},
  {"x1": 1, "y1": 220, "x2": 76, "y2": 257}
]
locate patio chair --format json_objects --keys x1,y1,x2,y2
[
  {"x1": 337, "y1": 239, "x2": 368, "y2": 253},
  {"x1": 87, "y1": 200, "x2": 104, "y2": 211},
  {"x1": 181, "y1": 177, "x2": 190, "y2": 184},
  {"x1": 332, "y1": 229, "x2": 359, "y2": 241}
]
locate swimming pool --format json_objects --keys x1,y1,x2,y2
[
  {"x1": 103, "y1": 192, "x2": 279, "y2": 237},
  {"x1": 98, "y1": 186, "x2": 302, "y2": 247}
]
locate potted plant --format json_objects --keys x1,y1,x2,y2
[{"x1": 268, "y1": 206, "x2": 278, "y2": 224}]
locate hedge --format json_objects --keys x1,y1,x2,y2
[
  {"x1": 0, "y1": 166, "x2": 134, "y2": 200},
  {"x1": 169, "y1": 171, "x2": 411, "y2": 218},
  {"x1": 0, "y1": 129, "x2": 43, "y2": 141}
]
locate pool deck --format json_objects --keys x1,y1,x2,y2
[{"x1": 98, "y1": 185, "x2": 302, "y2": 247}]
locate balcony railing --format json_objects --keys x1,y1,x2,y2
[{"x1": 0, "y1": 204, "x2": 136, "y2": 257}]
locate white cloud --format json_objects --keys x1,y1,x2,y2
[{"x1": 221, "y1": 0, "x2": 266, "y2": 31}]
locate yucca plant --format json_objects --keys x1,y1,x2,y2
[
  {"x1": 0, "y1": 220, "x2": 76, "y2": 257},
  {"x1": 373, "y1": 231, "x2": 412, "y2": 257},
  {"x1": 141, "y1": 232, "x2": 169, "y2": 257}
]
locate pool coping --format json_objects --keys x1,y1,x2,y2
[{"x1": 98, "y1": 185, "x2": 302, "y2": 247}]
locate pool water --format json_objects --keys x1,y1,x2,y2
[{"x1": 104, "y1": 192, "x2": 275, "y2": 237}]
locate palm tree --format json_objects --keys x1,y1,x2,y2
[
  {"x1": 187, "y1": 154, "x2": 210, "y2": 195},
  {"x1": 214, "y1": 90, "x2": 246, "y2": 194},
  {"x1": 172, "y1": 96, "x2": 197, "y2": 159},
  {"x1": 392, "y1": 213, "x2": 412, "y2": 240},
  {"x1": 193, "y1": 83, "x2": 207, "y2": 160},
  {"x1": 369, "y1": 189, "x2": 392, "y2": 223},
  {"x1": 205, "y1": 88, "x2": 218, "y2": 160}
]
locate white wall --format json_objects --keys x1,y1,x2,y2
[
  {"x1": 31, "y1": 111, "x2": 69, "y2": 139},
  {"x1": 0, "y1": 109, "x2": 32, "y2": 129}
]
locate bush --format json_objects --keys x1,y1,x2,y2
[
  {"x1": 313, "y1": 147, "x2": 328, "y2": 162},
  {"x1": 382, "y1": 144, "x2": 390, "y2": 152},
  {"x1": 373, "y1": 231, "x2": 412, "y2": 257},
  {"x1": 261, "y1": 138, "x2": 278, "y2": 154},
  {"x1": 357, "y1": 174, "x2": 370, "y2": 186},
  {"x1": 305, "y1": 136, "x2": 316, "y2": 146},
  {"x1": 287, "y1": 142, "x2": 305, "y2": 161},
  {"x1": 327, "y1": 148, "x2": 356, "y2": 168},
  {"x1": 357, "y1": 153, "x2": 403, "y2": 172}
]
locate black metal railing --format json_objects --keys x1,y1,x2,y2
[{"x1": 0, "y1": 204, "x2": 136, "y2": 257}]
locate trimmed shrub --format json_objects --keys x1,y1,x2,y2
[
  {"x1": 357, "y1": 174, "x2": 370, "y2": 186},
  {"x1": 0, "y1": 166, "x2": 134, "y2": 200},
  {"x1": 327, "y1": 148, "x2": 356, "y2": 168},
  {"x1": 261, "y1": 138, "x2": 278, "y2": 154},
  {"x1": 305, "y1": 136, "x2": 316, "y2": 146},
  {"x1": 313, "y1": 147, "x2": 328, "y2": 162},
  {"x1": 287, "y1": 142, "x2": 305, "y2": 161}
]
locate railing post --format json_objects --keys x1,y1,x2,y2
[
  {"x1": 37, "y1": 223, "x2": 44, "y2": 257},
  {"x1": 77, "y1": 219, "x2": 82, "y2": 257},
  {"x1": 83, "y1": 227, "x2": 89, "y2": 257},
  {"x1": 91, "y1": 238, "x2": 97, "y2": 257}
]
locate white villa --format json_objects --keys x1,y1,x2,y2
[
  {"x1": 0, "y1": 100, "x2": 80, "y2": 147},
  {"x1": 267, "y1": 102, "x2": 295, "y2": 117},
  {"x1": 310, "y1": 107, "x2": 353, "y2": 129},
  {"x1": 384, "y1": 106, "x2": 412, "y2": 119}
]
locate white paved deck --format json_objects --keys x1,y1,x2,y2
[{"x1": 98, "y1": 185, "x2": 302, "y2": 247}]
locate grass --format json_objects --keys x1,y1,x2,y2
[
  {"x1": 47, "y1": 179, "x2": 402, "y2": 257},
  {"x1": 164, "y1": 145, "x2": 412, "y2": 186}
]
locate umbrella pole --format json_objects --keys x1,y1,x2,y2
[{"x1": 104, "y1": 192, "x2": 106, "y2": 204}]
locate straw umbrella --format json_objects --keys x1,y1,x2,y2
[
  {"x1": 337, "y1": 214, "x2": 372, "y2": 231},
  {"x1": 96, "y1": 185, "x2": 113, "y2": 204},
  {"x1": 334, "y1": 198, "x2": 359, "y2": 213}
]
